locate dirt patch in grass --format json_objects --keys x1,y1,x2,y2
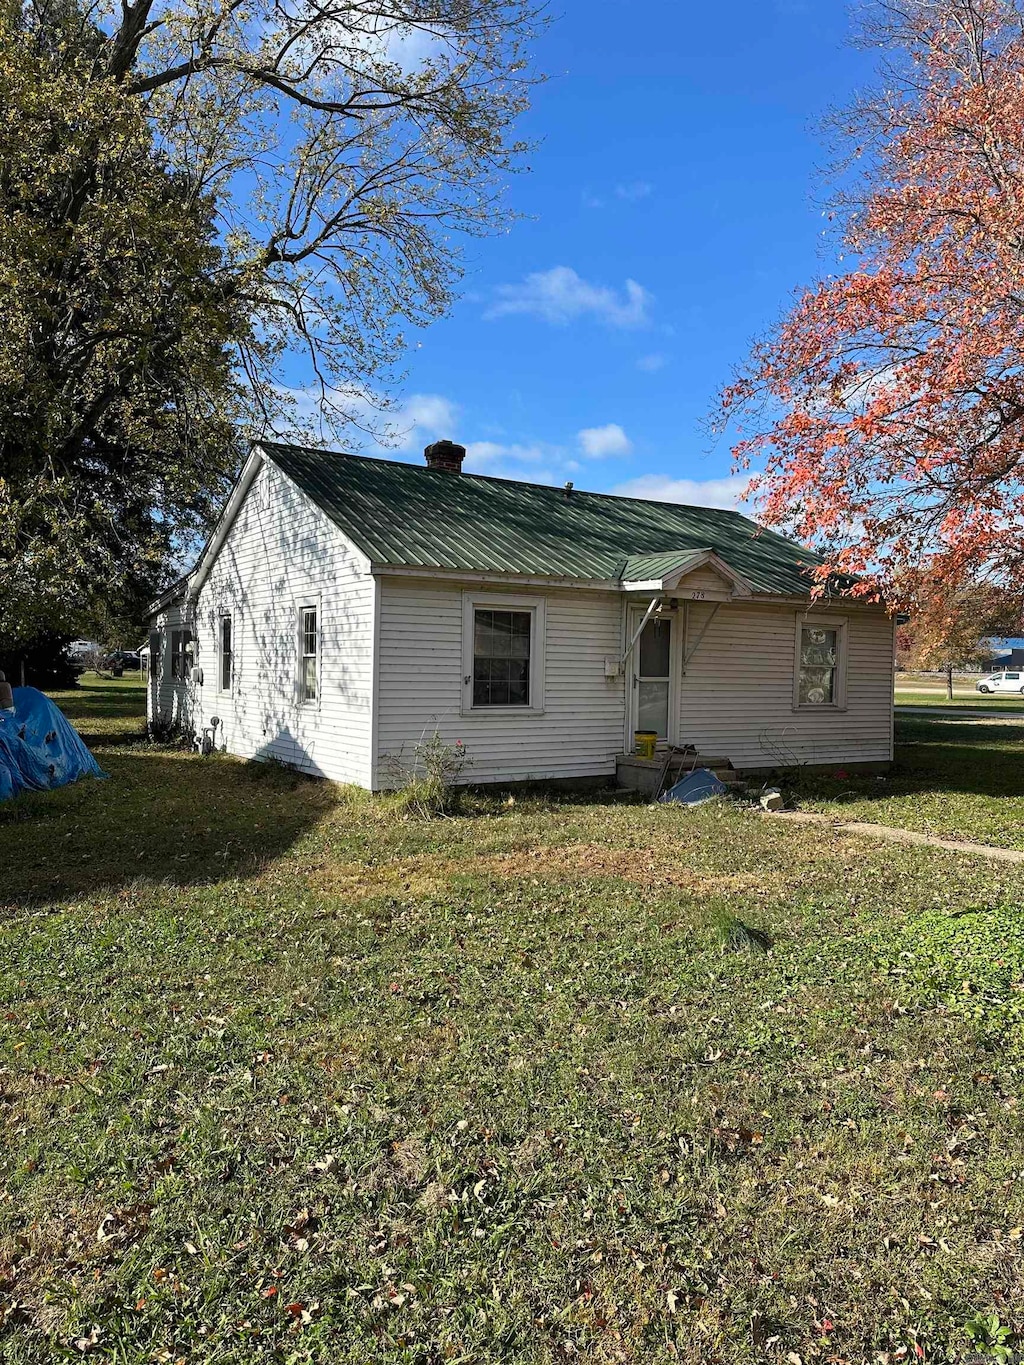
[
  {"x1": 474, "y1": 842, "x2": 772, "y2": 894},
  {"x1": 297, "y1": 840, "x2": 776, "y2": 906}
]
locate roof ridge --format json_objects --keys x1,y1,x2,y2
[
  {"x1": 258, "y1": 438, "x2": 831, "y2": 594},
  {"x1": 256, "y1": 439, "x2": 755, "y2": 526}
]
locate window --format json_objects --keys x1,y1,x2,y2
[
  {"x1": 1007, "y1": 672, "x2": 1020, "y2": 681},
  {"x1": 219, "y1": 615, "x2": 232, "y2": 692},
  {"x1": 300, "y1": 605, "x2": 318, "y2": 703},
  {"x1": 462, "y1": 594, "x2": 545, "y2": 713},
  {"x1": 474, "y1": 609, "x2": 532, "y2": 707},
  {"x1": 795, "y1": 616, "x2": 847, "y2": 709},
  {"x1": 170, "y1": 628, "x2": 192, "y2": 681}
]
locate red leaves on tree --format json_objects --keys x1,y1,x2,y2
[{"x1": 720, "y1": 0, "x2": 1024, "y2": 618}]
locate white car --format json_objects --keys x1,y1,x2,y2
[{"x1": 976, "y1": 670, "x2": 1024, "y2": 694}]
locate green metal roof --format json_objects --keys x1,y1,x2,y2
[
  {"x1": 621, "y1": 550, "x2": 714, "y2": 583},
  {"x1": 261, "y1": 441, "x2": 828, "y2": 597}
]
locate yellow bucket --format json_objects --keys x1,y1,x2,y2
[{"x1": 634, "y1": 730, "x2": 658, "y2": 760}]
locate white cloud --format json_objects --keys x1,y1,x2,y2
[
  {"x1": 391, "y1": 393, "x2": 459, "y2": 450},
  {"x1": 636, "y1": 352, "x2": 668, "y2": 372},
  {"x1": 615, "y1": 181, "x2": 653, "y2": 202},
  {"x1": 464, "y1": 438, "x2": 608, "y2": 485},
  {"x1": 381, "y1": 21, "x2": 444, "y2": 69},
  {"x1": 583, "y1": 182, "x2": 654, "y2": 208},
  {"x1": 272, "y1": 6, "x2": 446, "y2": 74},
  {"x1": 578, "y1": 423, "x2": 632, "y2": 458},
  {"x1": 612, "y1": 473, "x2": 752, "y2": 511},
  {"x1": 465, "y1": 440, "x2": 547, "y2": 469},
  {"x1": 267, "y1": 385, "x2": 458, "y2": 455},
  {"x1": 486, "y1": 266, "x2": 652, "y2": 329}
]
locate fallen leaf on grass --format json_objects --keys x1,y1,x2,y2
[{"x1": 283, "y1": 1208, "x2": 317, "y2": 1252}]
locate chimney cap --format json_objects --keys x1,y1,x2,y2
[{"x1": 424, "y1": 439, "x2": 466, "y2": 473}]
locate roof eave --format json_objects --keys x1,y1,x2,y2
[{"x1": 188, "y1": 445, "x2": 267, "y2": 600}]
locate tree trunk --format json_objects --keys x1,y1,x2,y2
[{"x1": 946, "y1": 662, "x2": 954, "y2": 701}]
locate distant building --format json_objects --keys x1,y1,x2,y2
[{"x1": 987, "y1": 638, "x2": 1024, "y2": 670}]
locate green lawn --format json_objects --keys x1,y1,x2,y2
[
  {"x1": 54, "y1": 672, "x2": 150, "y2": 741},
  {"x1": 895, "y1": 690, "x2": 1024, "y2": 711},
  {"x1": 3, "y1": 680, "x2": 1024, "y2": 1362},
  {"x1": 797, "y1": 715, "x2": 1024, "y2": 851}
]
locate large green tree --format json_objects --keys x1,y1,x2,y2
[
  {"x1": 0, "y1": 9, "x2": 247, "y2": 643},
  {"x1": 0, "y1": 0, "x2": 539, "y2": 644}
]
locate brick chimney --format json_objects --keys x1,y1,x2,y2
[{"x1": 424, "y1": 439, "x2": 466, "y2": 473}]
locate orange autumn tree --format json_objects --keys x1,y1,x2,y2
[
  {"x1": 721, "y1": 0, "x2": 1024, "y2": 626},
  {"x1": 896, "y1": 584, "x2": 1005, "y2": 695}
]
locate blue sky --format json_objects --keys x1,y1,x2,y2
[{"x1": 332, "y1": 1, "x2": 875, "y2": 509}]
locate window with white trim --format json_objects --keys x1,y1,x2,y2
[
  {"x1": 300, "y1": 605, "x2": 318, "y2": 703},
  {"x1": 219, "y1": 615, "x2": 232, "y2": 692},
  {"x1": 170, "y1": 628, "x2": 192, "y2": 681},
  {"x1": 462, "y1": 594, "x2": 545, "y2": 713},
  {"x1": 473, "y1": 609, "x2": 532, "y2": 706},
  {"x1": 795, "y1": 616, "x2": 847, "y2": 708}
]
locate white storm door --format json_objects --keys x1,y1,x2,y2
[{"x1": 630, "y1": 609, "x2": 675, "y2": 743}]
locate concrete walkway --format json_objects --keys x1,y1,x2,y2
[
  {"x1": 770, "y1": 809, "x2": 1024, "y2": 863},
  {"x1": 895, "y1": 705, "x2": 1024, "y2": 722}
]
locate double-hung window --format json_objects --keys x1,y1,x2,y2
[
  {"x1": 300, "y1": 605, "x2": 318, "y2": 704},
  {"x1": 462, "y1": 594, "x2": 545, "y2": 713},
  {"x1": 219, "y1": 615, "x2": 233, "y2": 692},
  {"x1": 794, "y1": 615, "x2": 847, "y2": 709},
  {"x1": 170, "y1": 628, "x2": 192, "y2": 681}
]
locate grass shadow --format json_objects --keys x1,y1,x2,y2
[
  {"x1": 795, "y1": 716, "x2": 1024, "y2": 811},
  {"x1": 0, "y1": 744, "x2": 338, "y2": 911}
]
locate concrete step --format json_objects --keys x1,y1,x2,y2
[{"x1": 669, "y1": 758, "x2": 736, "y2": 776}]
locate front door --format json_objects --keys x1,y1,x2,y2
[{"x1": 630, "y1": 609, "x2": 674, "y2": 745}]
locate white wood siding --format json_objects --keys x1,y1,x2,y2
[
  {"x1": 375, "y1": 576, "x2": 626, "y2": 786},
  {"x1": 376, "y1": 580, "x2": 893, "y2": 784},
  {"x1": 189, "y1": 460, "x2": 376, "y2": 785},
  {"x1": 677, "y1": 600, "x2": 894, "y2": 768},
  {"x1": 674, "y1": 565, "x2": 733, "y2": 596},
  {"x1": 147, "y1": 602, "x2": 195, "y2": 733}
]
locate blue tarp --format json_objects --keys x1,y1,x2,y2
[
  {"x1": 659, "y1": 767, "x2": 728, "y2": 806},
  {"x1": 0, "y1": 687, "x2": 106, "y2": 803}
]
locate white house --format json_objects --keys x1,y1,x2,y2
[{"x1": 146, "y1": 439, "x2": 895, "y2": 788}]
